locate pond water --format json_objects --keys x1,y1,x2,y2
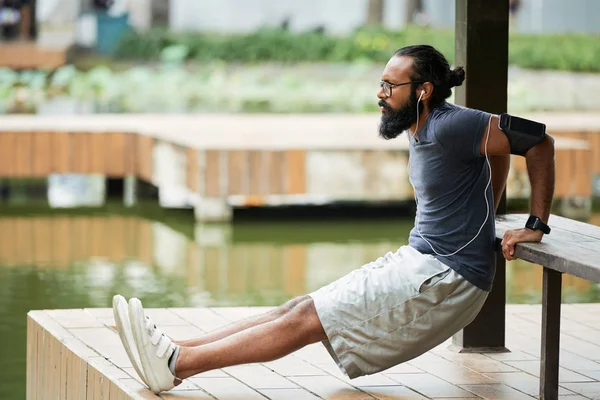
[{"x1": 1, "y1": 206, "x2": 599, "y2": 398}]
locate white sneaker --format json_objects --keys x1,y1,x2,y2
[
  {"x1": 112, "y1": 295, "x2": 149, "y2": 387},
  {"x1": 129, "y1": 297, "x2": 180, "y2": 394}
]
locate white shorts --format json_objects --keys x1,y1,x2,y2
[{"x1": 308, "y1": 245, "x2": 488, "y2": 379}]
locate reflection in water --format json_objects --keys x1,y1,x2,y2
[{"x1": 1, "y1": 214, "x2": 599, "y2": 398}]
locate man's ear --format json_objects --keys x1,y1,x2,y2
[{"x1": 420, "y1": 82, "x2": 434, "y2": 101}]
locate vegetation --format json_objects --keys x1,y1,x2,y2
[{"x1": 112, "y1": 26, "x2": 600, "y2": 73}]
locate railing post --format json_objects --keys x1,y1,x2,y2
[
  {"x1": 452, "y1": 0, "x2": 509, "y2": 352},
  {"x1": 541, "y1": 267, "x2": 562, "y2": 399}
]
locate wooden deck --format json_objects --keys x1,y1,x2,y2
[
  {"x1": 0, "y1": 41, "x2": 67, "y2": 69},
  {"x1": 0, "y1": 114, "x2": 598, "y2": 220},
  {"x1": 27, "y1": 304, "x2": 600, "y2": 399}
]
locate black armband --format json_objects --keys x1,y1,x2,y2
[{"x1": 498, "y1": 113, "x2": 546, "y2": 156}]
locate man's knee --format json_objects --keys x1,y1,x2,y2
[
  {"x1": 287, "y1": 297, "x2": 326, "y2": 341},
  {"x1": 275, "y1": 295, "x2": 311, "y2": 317}
]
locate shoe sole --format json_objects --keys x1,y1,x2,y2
[
  {"x1": 112, "y1": 295, "x2": 149, "y2": 388},
  {"x1": 129, "y1": 297, "x2": 164, "y2": 394}
]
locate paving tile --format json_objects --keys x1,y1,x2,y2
[
  {"x1": 484, "y1": 351, "x2": 538, "y2": 362},
  {"x1": 382, "y1": 363, "x2": 424, "y2": 374},
  {"x1": 294, "y1": 343, "x2": 336, "y2": 364},
  {"x1": 84, "y1": 308, "x2": 115, "y2": 318},
  {"x1": 144, "y1": 308, "x2": 190, "y2": 326},
  {"x1": 558, "y1": 395, "x2": 591, "y2": 399},
  {"x1": 122, "y1": 367, "x2": 146, "y2": 384},
  {"x1": 263, "y1": 355, "x2": 329, "y2": 377},
  {"x1": 117, "y1": 378, "x2": 159, "y2": 399},
  {"x1": 160, "y1": 390, "x2": 214, "y2": 399},
  {"x1": 359, "y1": 385, "x2": 428, "y2": 399},
  {"x1": 408, "y1": 353, "x2": 497, "y2": 385},
  {"x1": 170, "y1": 308, "x2": 229, "y2": 332},
  {"x1": 170, "y1": 379, "x2": 202, "y2": 392},
  {"x1": 386, "y1": 373, "x2": 477, "y2": 398},
  {"x1": 210, "y1": 307, "x2": 276, "y2": 321},
  {"x1": 575, "y1": 370, "x2": 600, "y2": 380},
  {"x1": 432, "y1": 352, "x2": 518, "y2": 373},
  {"x1": 260, "y1": 388, "x2": 322, "y2": 400},
  {"x1": 560, "y1": 382, "x2": 600, "y2": 399},
  {"x1": 315, "y1": 363, "x2": 398, "y2": 387},
  {"x1": 504, "y1": 361, "x2": 595, "y2": 383},
  {"x1": 561, "y1": 336, "x2": 600, "y2": 360},
  {"x1": 47, "y1": 309, "x2": 104, "y2": 328},
  {"x1": 160, "y1": 325, "x2": 205, "y2": 342},
  {"x1": 559, "y1": 351, "x2": 600, "y2": 372},
  {"x1": 222, "y1": 365, "x2": 297, "y2": 389},
  {"x1": 68, "y1": 326, "x2": 122, "y2": 346},
  {"x1": 483, "y1": 372, "x2": 575, "y2": 397},
  {"x1": 189, "y1": 377, "x2": 267, "y2": 399},
  {"x1": 460, "y1": 384, "x2": 534, "y2": 399},
  {"x1": 290, "y1": 376, "x2": 375, "y2": 399}
]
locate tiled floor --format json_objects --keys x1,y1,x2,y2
[{"x1": 29, "y1": 304, "x2": 600, "y2": 399}]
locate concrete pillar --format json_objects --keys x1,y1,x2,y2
[
  {"x1": 124, "y1": 175, "x2": 137, "y2": 207},
  {"x1": 194, "y1": 198, "x2": 232, "y2": 222}
]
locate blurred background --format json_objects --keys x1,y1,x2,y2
[{"x1": 1, "y1": 0, "x2": 600, "y2": 398}]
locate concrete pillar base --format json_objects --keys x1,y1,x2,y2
[
  {"x1": 124, "y1": 175, "x2": 137, "y2": 207},
  {"x1": 194, "y1": 198, "x2": 232, "y2": 222}
]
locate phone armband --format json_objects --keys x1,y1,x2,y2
[{"x1": 498, "y1": 113, "x2": 546, "y2": 156}]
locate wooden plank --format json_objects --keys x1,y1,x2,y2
[
  {"x1": 227, "y1": 151, "x2": 247, "y2": 195},
  {"x1": 88, "y1": 133, "x2": 106, "y2": 174},
  {"x1": 186, "y1": 148, "x2": 199, "y2": 193},
  {"x1": 266, "y1": 151, "x2": 284, "y2": 195},
  {"x1": 52, "y1": 132, "x2": 71, "y2": 173},
  {"x1": 106, "y1": 133, "x2": 127, "y2": 177},
  {"x1": 540, "y1": 267, "x2": 561, "y2": 400},
  {"x1": 14, "y1": 132, "x2": 33, "y2": 177},
  {"x1": 573, "y1": 139, "x2": 592, "y2": 197},
  {"x1": 32, "y1": 132, "x2": 52, "y2": 177},
  {"x1": 136, "y1": 134, "x2": 153, "y2": 182},
  {"x1": 71, "y1": 133, "x2": 89, "y2": 174},
  {"x1": 204, "y1": 150, "x2": 221, "y2": 197},
  {"x1": 248, "y1": 151, "x2": 265, "y2": 195},
  {"x1": 553, "y1": 147, "x2": 569, "y2": 198},
  {"x1": 0, "y1": 132, "x2": 15, "y2": 176},
  {"x1": 591, "y1": 131, "x2": 600, "y2": 175},
  {"x1": 285, "y1": 150, "x2": 306, "y2": 194},
  {"x1": 496, "y1": 214, "x2": 600, "y2": 282},
  {"x1": 124, "y1": 133, "x2": 136, "y2": 175}
]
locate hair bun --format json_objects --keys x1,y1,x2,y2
[{"x1": 449, "y1": 66, "x2": 466, "y2": 88}]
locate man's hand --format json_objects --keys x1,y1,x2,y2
[{"x1": 501, "y1": 228, "x2": 544, "y2": 261}]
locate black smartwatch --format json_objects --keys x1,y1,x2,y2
[{"x1": 525, "y1": 215, "x2": 551, "y2": 234}]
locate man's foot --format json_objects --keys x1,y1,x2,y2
[
  {"x1": 129, "y1": 297, "x2": 181, "y2": 394},
  {"x1": 112, "y1": 295, "x2": 149, "y2": 387}
]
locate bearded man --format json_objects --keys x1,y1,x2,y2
[{"x1": 112, "y1": 44, "x2": 555, "y2": 394}]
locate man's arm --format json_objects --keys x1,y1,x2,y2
[
  {"x1": 489, "y1": 155, "x2": 510, "y2": 215},
  {"x1": 480, "y1": 115, "x2": 556, "y2": 260}
]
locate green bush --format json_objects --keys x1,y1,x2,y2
[{"x1": 111, "y1": 26, "x2": 600, "y2": 72}]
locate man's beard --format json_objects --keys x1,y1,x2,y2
[{"x1": 378, "y1": 90, "x2": 423, "y2": 140}]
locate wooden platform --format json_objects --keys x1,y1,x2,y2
[
  {"x1": 27, "y1": 304, "x2": 600, "y2": 399},
  {"x1": 0, "y1": 41, "x2": 67, "y2": 69},
  {"x1": 0, "y1": 113, "x2": 598, "y2": 221}
]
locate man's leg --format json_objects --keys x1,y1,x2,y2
[
  {"x1": 175, "y1": 296, "x2": 326, "y2": 379},
  {"x1": 174, "y1": 295, "x2": 310, "y2": 347}
]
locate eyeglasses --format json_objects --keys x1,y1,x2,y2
[{"x1": 380, "y1": 80, "x2": 423, "y2": 98}]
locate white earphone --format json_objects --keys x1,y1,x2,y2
[{"x1": 410, "y1": 95, "x2": 493, "y2": 257}]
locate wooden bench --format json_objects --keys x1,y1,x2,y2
[{"x1": 495, "y1": 213, "x2": 600, "y2": 400}]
